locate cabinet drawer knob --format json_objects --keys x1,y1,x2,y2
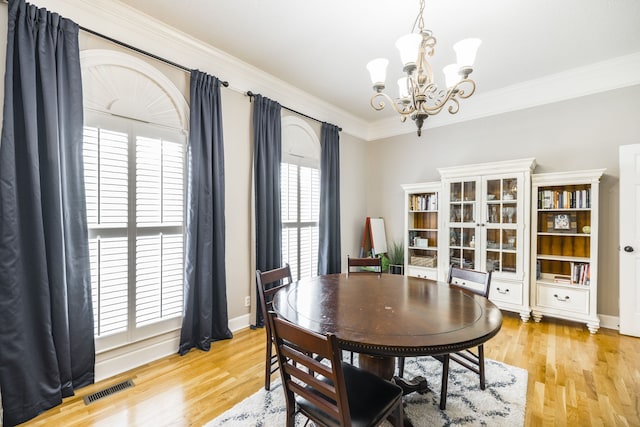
[
  {"x1": 553, "y1": 294, "x2": 570, "y2": 302},
  {"x1": 496, "y1": 287, "x2": 509, "y2": 294}
]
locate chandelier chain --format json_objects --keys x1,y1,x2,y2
[{"x1": 412, "y1": 0, "x2": 426, "y2": 33}]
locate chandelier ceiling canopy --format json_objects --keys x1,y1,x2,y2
[{"x1": 367, "y1": 0, "x2": 481, "y2": 136}]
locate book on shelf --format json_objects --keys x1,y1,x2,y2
[
  {"x1": 553, "y1": 275, "x2": 572, "y2": 284},
  {"x1": 409, "y1": 193, "x2": 437, "y2": 211},
  {"x1": 538, "y1": 188, "x2": 591, "y2": 209},
  {"x1": 571, "y1": 262, "x2": 590, "y2": 286},
  {"x1": 548, "y1": 264, "x2": 590, "y2": 286}
]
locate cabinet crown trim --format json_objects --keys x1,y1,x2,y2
[
  {"x1": 401, "y1": 181, "x2": 441, "y2": 191},
  {"x1": 531, "y1": 169, "x2": 606, "y2": 184},
  {"x1": 438, "y1": 158, "x2": 536, "y2": 178}
]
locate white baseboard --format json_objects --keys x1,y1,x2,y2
[
  {"x1": 94, "y1": 313, "x2": 251, "y2": 383},
  {"x1": 598, "y1": 314, "x2": 620, "y2": 330},
  {"x1": 229, "y1": 313, "x2": 251, "y2": 332},
  {"x1": 95, "y1": 330, "x2": 181, "y2": 382}
]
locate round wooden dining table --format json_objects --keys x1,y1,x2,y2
[{"x1": 272, "y1": 273, "x2": 503, "y2": 392}]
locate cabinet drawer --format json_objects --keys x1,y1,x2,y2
[
  {"x1": 406, "y1": 266, "x2": 437, "y2": 280},
  {"x1": 489, "y1": 281, "x2": 522, "y2": 305},
  {"x1": 537, "y1": 285, "x2": 589, "y2": 314}
]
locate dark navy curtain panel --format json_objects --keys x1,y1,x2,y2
[
  {"x1": 318, "y1": 123, "x2": 342, "y2": 275},
  {"x1": 0, "y1": 0, "x2": 94, "y2": 425},
  {"x1": 179, "y1": 70, "x2": 232, "y2": 355},
  {"x1": 252, "y1": 94, "x2": 282, "y2": 327}
]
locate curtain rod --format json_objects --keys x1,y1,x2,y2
[
  {"x1": 79, "y1": 26, "x2": 229, "y2": 87},
  {"x1": 246, "y1": 91, "x2": 342, "y2": 132}
]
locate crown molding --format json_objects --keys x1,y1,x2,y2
[
  {"x1": 368, "y1": 52, "x2": 640, "y2": 141},
  {"x1": 23, "y1": 1, "x2": 640, "y2": 143}
]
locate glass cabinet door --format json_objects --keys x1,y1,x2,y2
[
  {"x1": 449, "y1": 180, "x2": 478, "y2": 270},
  {"x1": 483, "y1": 177, "x2": 520, "y2": 275}
]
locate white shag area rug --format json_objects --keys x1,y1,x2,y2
[{"x1": 206, "y1": 355, "x2": 527, "y2": 427}]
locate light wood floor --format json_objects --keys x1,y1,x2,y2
[{"x1": 20, "y1": 313, "x2": 640, "y2": 427}]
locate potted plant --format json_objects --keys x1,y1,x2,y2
[{"x1": 387, "y1": 240, "x2": 404, "y2": 275}]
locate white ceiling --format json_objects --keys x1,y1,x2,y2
[{"x1": 121, "y1": 0, "x2": 640, "y2": 125}]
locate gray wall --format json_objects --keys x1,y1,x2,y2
[{"x1": 366, "y1": 85, "x2": 640, "y2": 317}]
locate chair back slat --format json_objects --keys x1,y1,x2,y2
[
  {"x1": 448, "y1": 265, "x2": 491, "y2": 297},
  {"x1": 271, "y1": 314, "x2": 351, "y2": 425},
  {"x1": 280, "y1": 346, "x2": 333, "y2": 379}
]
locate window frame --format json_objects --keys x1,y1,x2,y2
[
  {"x1": 280, "y1": 116, "x2": 321, "y2": 281},
  {"x1": 85, "y1": 111, "x2": 187, "y2": 353}
]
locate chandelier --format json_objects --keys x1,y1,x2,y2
[{"x1": 366, "y1": 0, "x2": 481, "y2": 136}]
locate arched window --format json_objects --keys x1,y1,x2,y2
[
  {"x1": 80, "y1": 50, "x2": 188, "y2": 350},
  {"x1": 281, "y1": 117, "x2": 321, "y2": 280}
]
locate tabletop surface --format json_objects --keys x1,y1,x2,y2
[{"x1": 272, "y1": 273, "x2": 503, "y2": 357}]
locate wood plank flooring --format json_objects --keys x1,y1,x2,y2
[{"x1": 19, "y1": 313, "x2": 640, "y2": 426}]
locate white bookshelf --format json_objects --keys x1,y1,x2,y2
[{"x1": 530, "y1": 169, "x2": 605, "y2": 333}]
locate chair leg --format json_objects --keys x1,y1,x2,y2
[
  {"x1": 439, "y1": 354, "x2": 450, "y2": 410},
  {"x1": 285, "y1": 399, "x2": 296, "y2": 427},
  {"x1": 265, "y1": 337, "x2": 272, "y2": 391},
  {"x1": 478, "y1": 344, "x2": 486, "y2": 390},
  {"x1": 392, "y1": 398, "x2": 404, "y2": 427},
  {"x1": 397, "y1": 356, "x2": 405, "y2": 377}
]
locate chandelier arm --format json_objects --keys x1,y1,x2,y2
[
  {"x1": 414, "y1": 79, "x2": 476, "y2": 115},
  {"x1": 453, "y1": 79, "x2": 476, "y2": 99},
  {"x1": 370, "y1": 92, "x2": 416, "y2": 117},
  {"x1": 446, "y1": 97, "x2": 461, "y2": 114}
]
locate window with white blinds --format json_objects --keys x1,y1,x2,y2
[
  {"x1": 281, "y1": 163, "x2": 320, "y2": 280},
  {"x1": 83, "y1": 121, "x2": 185, "y2": 347}
]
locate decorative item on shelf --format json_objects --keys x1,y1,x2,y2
[
  {"x1": 547, "y1": 212, "x2": 577, "y2": 233},
  {"x1": 469, "y1": 235, "x2": 475, "y2": 248},
  {"x1": 415, "y1": 237, "x2": 429, "y2": 248},
  {"x1": 365, "y1": 0, "x2": 480, "y2": 137},
  {"x1": 582, "y1": 225, "x2": 591, "y2": 234},
  {"x1": 411, "y1": 255, "x2": 436, "y2": 267},
  {"x1": 504, "y1": 207, "x2": 516, "y2": 223}
]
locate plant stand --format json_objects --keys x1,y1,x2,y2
[{"x1": 389, "y1": 264, "x2": 404, "y2": 275}]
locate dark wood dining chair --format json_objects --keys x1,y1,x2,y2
[
  {"x1": 345, "y1": 255, "x2": 382, "y2": 363},
  {"x1": 438, "y1": 265, "x2": 492, "y2": 408},
  {"x1": 397, "y1": 265, "x2": 492, "y2": 409},
  {"x1": 270, "y1": 312, "x2": 404, "y2": 427},
  {"x1": 256, "y1": 264, "x2": 294, "y2": 391},
  {"x1": 346, "y1": 255, "x2": 382, "y2": 277}
]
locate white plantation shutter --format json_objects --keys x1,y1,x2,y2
[
  {"x1": 299, "y1": 225, "x2": 319, "y2": 278},
  {"x1": 83, "y1": 127, "x2": 128, "y2": 226},
  {"x1": 136, "y1": 137, "x2": 184, "y2": 225},
  {"x1": 89, "y1": 237, "x2": 128, "y2": 336},
  {"x1": 135, "y1": 234, "x2": 183, "y2": 326},
  {"x1": 300, "y1": 166, "x2": 320, "y2": 223},
  {"x1": 281, "y1": 227, "x2": 299, "y2": 281},
  {"x1": 84, "y1": 122, "x2": 185, "y2": 346},
  {"x1": 281, "y1": 163, "x2": 320, "y2": 280}
]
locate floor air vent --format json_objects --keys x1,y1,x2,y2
[{"x1": 83, "y1": 379, "x2": 135, "y2": 405}]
